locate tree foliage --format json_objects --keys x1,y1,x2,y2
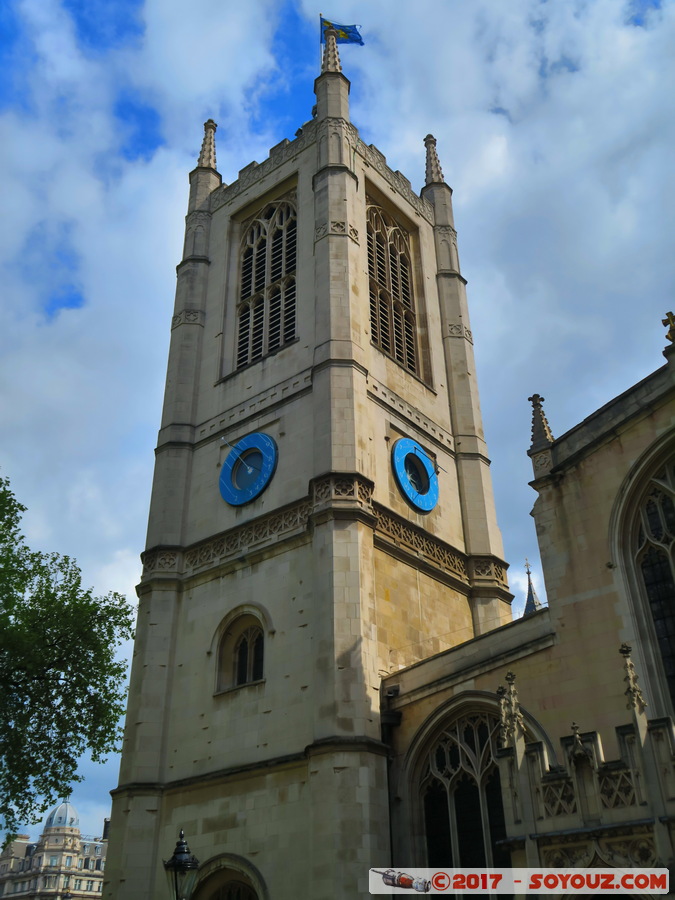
[{"x1": 0, "y1": 475, "x2": 135, "y2": 833}]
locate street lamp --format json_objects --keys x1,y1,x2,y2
[{"x1": 163, "y1": 830, "x2": 200, "y2": 900}]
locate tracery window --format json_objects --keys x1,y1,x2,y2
[
  {"x1": 420, "y1": 712, "x2": 510, "y2": 868},
  {"x1": 367, "y1": 202, "x2": 418, "y2": 374},
  {"x1": 236, "y1": 199, "x2": 297, "y2": 369},
  {"x1": 216, "y1": 614, "x2": 265, "y2": 692},
  {"x1": 635, "y1": 460, "x2": 675, "y2": 706}
]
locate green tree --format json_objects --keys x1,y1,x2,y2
[{"x1": 0, "y1": 474, "x2": 135, "y2": 833}]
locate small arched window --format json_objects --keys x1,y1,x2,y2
[
  {"x1": 216, "y1": 615, "x2": 265, "y2": 692},
  {"x1": 634, "y1": 459, "x2": 675, "y2": 707},
  {"x1": 420, "y1": 711, "x2": 510, "y2": 868},
  {"x1": 236, "y1": 199, "x2": 297, "y2": 369},
  {"x1": 367, "y1": 202, "x2": 418, "y2": 375}
]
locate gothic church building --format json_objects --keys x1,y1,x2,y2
[{"x1": 105, "y1": 30, "x2": 675, "y2": 899}]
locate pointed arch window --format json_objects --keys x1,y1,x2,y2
[
  {"x1": 634, "y1": 460, "x2": 675, "y2": 707},
  {"x1": 216, "y1": 615, "x2": 265, "y2": 692},
  {"x1": 367, "y1": 202, "x2": 418, "y2": 375},
  {"x1": 236, "y1": 200, "x2": 297, "y2": 369},
  {"x1": 420, "y1": 711, "x2": 510, "y2": 868}
]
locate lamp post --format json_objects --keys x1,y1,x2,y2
[{"x1": 163, "y1": 830, "x2": 199, "y2": 900}]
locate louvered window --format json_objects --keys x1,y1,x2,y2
[
  {"x1": 367, "y1": 202, "x2": 419, "y2": 374},
  {"x1": 236, "y1": 199, "x2": 297, "y2": 369}
]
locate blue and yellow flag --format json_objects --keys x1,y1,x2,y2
[{"x1": 320, "y1": 16, "x2": 364, "y2": 45}]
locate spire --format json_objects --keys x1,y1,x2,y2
[
  {"x1": 424, "y1": 134, "x2": 445, "y2": 185},
  {"x1": 523, "y1": 559, "x2": 543, "y2": 616},
  {"x1": 197, "y1": 119, "x2": 217, "y2": 170},
  {"x1": 322, "y1": 26, "x2": 342, "y2": 73},
  {"x1": 528, "y1": 393, "x2": 554, "y2": 452}
]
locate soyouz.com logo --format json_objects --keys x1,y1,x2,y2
[{"x1": 368, "y1": 867, "x2": 669, "y2": 894}]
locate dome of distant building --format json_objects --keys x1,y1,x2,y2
[{"x1": 45, "y1": 800, "x2": 79, "y2": 829}]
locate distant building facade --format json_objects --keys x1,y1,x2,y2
[{"x1": 0, "y1": 801, "x2": 108, "y2": 899}]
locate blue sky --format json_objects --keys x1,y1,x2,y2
[{"x1": 1, "y1": 0, "x2": 674, "y2": 839}]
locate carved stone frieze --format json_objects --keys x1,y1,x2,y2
[
  {"x1": 541, "y1": 778, "x2": 577, "y2": 817},
  {"x1": 447, "y1": 323, "x2": 473, "y2": 343},
  {"x1": 543, "y1": 843, "x2": 593, "y2": 867},
  {"x1": 142, "y1": 550, "x2": 179, "y2": 572},
  {"x1": 372, "y1": 503, "x2": 468, "y2": 582},
  {"x1": 599, "y1": 768, "x2": 637, "y2": 808},
  {"x1": 436, "y1": 225, "x2": 458, "y2": 244},
  {"x1": 468, "y1": 556, "x2": 508, "y2": 587},
  {"x1": 143, "y1": 472, "x2": 470, "y2": 587},
  {"x1": 532, "y1": 450, "x2": 553, "y2": 475},
  {"x1": 313, "y1": 473, "x2": 373, "y2": 507},
  {"x1": 172, "y1": 309, "x2": 205, "y2": 329},
  {"x1": 542, "y1": 826, "x2": 658, "y2": 869},
  {"x1": 314, "y1": 220, "x2": 359, "y2": 243},
  {"x1": 599, "y1": 835, "x2": 657, "y2": 867},
  {"x1": 185, "y1": 210, "x2": 211, "y2": 225}
]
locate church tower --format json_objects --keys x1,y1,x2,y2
[{"x1": 105, "y1": 30, "x2": 511, "y2": 900}]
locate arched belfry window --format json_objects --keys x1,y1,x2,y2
[
  {"x1": 634, "y1": 459, "x2": 675, "y2": 706},
  {"x1": 216, "y1": 615, "x2": 265, "y2": 692},
  {"x1": 236, "y1": 199, "x2": 297, "y2": 369},
  {"x1": 420, "y1": 711, "x2": 510, "y2": 868},
  {"x1": 367, "y1": 202, "x2": 418, "y2": 375}
]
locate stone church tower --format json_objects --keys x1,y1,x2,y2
[{"x1": 105, "y1": 30, "x2": 511, "y2": 900}]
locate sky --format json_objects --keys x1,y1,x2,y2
[{"x1": 1, "y1": 0, "x2": 674, "y2": 841}]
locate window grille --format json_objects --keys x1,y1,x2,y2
[
  {"x1": 635, "y1": 461, "x2": 675, "y2": 706},
  {"x1": 367, "y1": 202, "x2": 418, "y2": 374},
  {"x1": 236, "y1": 200, "x2": 297, "y2": 369}
]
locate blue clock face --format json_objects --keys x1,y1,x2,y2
[
  {"x1": 391, "y1": 438, "x2": 439, "y2": 512},
  {"x1": 219, "y1": 433, "x2": 278, "y2": 506}
]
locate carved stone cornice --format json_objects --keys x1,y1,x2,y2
[
  {"x1": 142, "y1": 475, "x2": 507, "y2": 593},
  {"x1": 314, "y1": 220, "x2": 359, "y2": 243},
  {"x1": 141, "y1": 473, "x2": 373, "y2": 579},
  {"x1": 371, "y1": 503, "x2": 468, "y2": 583},
  {"x1": 467, "y1": 556, "x2": 509, "y2": 589}
]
